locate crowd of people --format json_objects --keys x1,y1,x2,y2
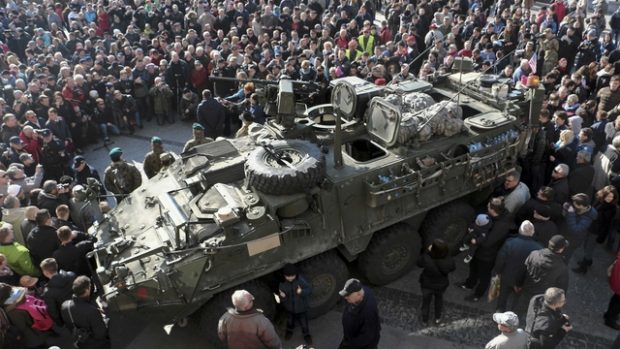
[{"x1": 0, "y1": 0, "x2": 617, "y2": 347}]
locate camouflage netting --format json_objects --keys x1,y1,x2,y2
[
  {"x1": 402, "y1": 93, "x2": 435, "y2": 113},
  {"x1": 397, "y1": 100, "x2": 465, "y2": 144}
]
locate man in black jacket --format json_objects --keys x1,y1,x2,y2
[
  {"x1": 460, "y1": 197, "x2": 515, "y2": 302},
  {"x1": 339, "y1": 278, "x2": 381, "y2": 349},
  {"x1": 26, "y1": 209, "x2": 60, "y2": 266},
  {"x1": 516, "y1": 235, "x2": 569, "y2": 319},
  {"x1": 37, "y1": 180, "x2": 70, "y2": 217},
  {"x1": 61, "y1": 276, "x2": 110, "y2": 349},
  {"x1": 52, "y1": 226, "x2": 94, "y2": 277},
  {"x1": 525, "y1": 287, "x2": 572, "y2": 349},
  {"x1": 196, "y1": 89, "x2": 226, "y2": 139},
  {"x1": 40, "y1": 257, "x2": 76, "y2": 327}
]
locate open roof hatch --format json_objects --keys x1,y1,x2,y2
[{"x1": 366, "y1": 97, "x2": 401, "y2": 148}]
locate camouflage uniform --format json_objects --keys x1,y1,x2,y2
[
  {"x1": 143, "y1": 145, "x2": 164, "y2": 179},
  {"x1": 103, "y1": 160, "x2": 142, "y2": 197},
  {"x1": 182, "y1": 135, "x2": 213, "y2": 153}
]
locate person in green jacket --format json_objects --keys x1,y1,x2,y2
[{"x1": 0, "y1": 223, "x2": 39, "y2": 277}]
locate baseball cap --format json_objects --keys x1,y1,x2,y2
[
  {"x1": 493, "y1": 312, "x2": 519, "y2": 330},
  {"x1": 549, "y1": 234, "x2": 569, "y2": 252},
  {"x1": 339, "y1": 278, "x2": 362, "y2": 297},
  {"x1": 8, "y1": 136, "x2": 22, "y2": 144},
  {"x1": 73, "y1": 155, "x2": 85, "y2": 168}
]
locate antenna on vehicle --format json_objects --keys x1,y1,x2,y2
[{"x1": 332, "y1": 84, "x2": 345, "y2": 169}]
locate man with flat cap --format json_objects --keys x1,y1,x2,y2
[
  {"x1": 182, "y1": 123, "x2": 214, "y2": 153},
  {"x1": 485, "y1": 311, "x2": 528, "y2": 349},
  {"x1": 143, "y1": 136, "x2": 165, "y2": 179},
  {"x1": 339, "y1": 278, "x2": 381, "y2": 349},
  {"x1": 103, "y1": 147, "x2": 142, "y2": 201}
]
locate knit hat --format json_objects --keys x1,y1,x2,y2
[
  {"x1": 475, "y1": 213, "x2": 490, "y2": 227},
  {"x1": 493, "y1": 311, "x2": 519, "y2": 330}
]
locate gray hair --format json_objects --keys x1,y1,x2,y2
[
  {"x1": 231, "y1": 290, "x2": 254, "y2": 311},
  {"x1": 543, "y1": 287, "x2": 565, "y2": 307},
  {"x1": 613, "y1": 135, "x2": 620, "y2": 149},
  {"x1": 42, "y1": 180, "x2": 57, "y2": 194},
  {"x1": 555, "y1": 163, "x2": 570, "y2": 177},
  {"x1": 519, "y1": 220, "x2": 535, "y2": 236}
]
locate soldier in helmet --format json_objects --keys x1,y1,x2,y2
[
  {"x1": 182, "y1": 123, "x2": 213, "y2": 153},
  {"x1": 103, "y1": 147, "x2": 142, "y2": 202},
  {"x1": 143, "y1": 136, "x2": 165, "y2": 179}
]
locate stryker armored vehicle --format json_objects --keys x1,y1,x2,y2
[{"x1": 88, "y1": 72, "x2": 544, "y2": 344}]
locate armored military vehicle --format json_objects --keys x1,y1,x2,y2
[{"x1": 88, "y1": 73, "x2": 544, "y2": 345}]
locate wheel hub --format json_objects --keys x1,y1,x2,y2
[
  {"x1": 309, "y1": 274, "x2": 335, "y2": 307},
  {"x1": 383, "y1": 246, "x2": 410, "y2": 273}
]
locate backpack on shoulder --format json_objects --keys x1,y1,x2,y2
[{"x1": 15, "y1": 295, "x2": 54, "y2": 332}]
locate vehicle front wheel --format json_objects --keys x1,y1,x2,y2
[
  {"x1": 299, "y1": 252, "x2": 349, "y2": 319},
  {"x1": 358, "y1": 223, "x2": 421, "y2": 285}
]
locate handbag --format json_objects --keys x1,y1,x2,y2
[
  {"x1": 67, "y1": 301, "x2": 91, "y2": 348},
  {"x1": 488, "y1": 275, "x2": 501, "y2": 303}
]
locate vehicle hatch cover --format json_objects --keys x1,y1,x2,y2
[
  {"x1": 366, "y1": 97, "x2": 401, "y2": 147},
  {"x1": 331, "y1": 79, "x2": 358, "y2": 120},
  {"x1": 465, "y1": 111, "x2": 515, "y2": 130}
]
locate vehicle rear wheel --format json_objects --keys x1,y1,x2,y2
[
  {"x1": 421, "y1": 201, "x2": 475, "y2": 254},
  {"x1": 198, "y1": 280, "x2": 276, "y2": 348},
  {"x1": 299, "y1": 252, "x2": 349, "y2": 319},
  {"x1": 245, "y1": 140, "x2": 325, "y2": 195},
  {"x1": 358, "y1": 223, "x2": 421, "y2": 285}
]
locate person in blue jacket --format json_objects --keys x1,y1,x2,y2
[{"x1": 278, "y1": 263, "x2": 313, "y2": 345}]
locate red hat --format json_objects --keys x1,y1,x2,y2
[
  {"x1": 429, "y1": 23, "x2": 438, "y2": 29},
  {"x1": 375, "y1": 78, "x2": 387, "y2": 85}
]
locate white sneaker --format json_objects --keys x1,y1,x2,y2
[
  {"x1": 459, "y1": 245, "x2": 470, "y2": 252},
  {"x1": 464, "y1": 255, "x2": 473, "y2": 263}
]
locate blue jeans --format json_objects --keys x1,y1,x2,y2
[{"x1": 99, "y1": 123, "x2": 120, "y2": 140}]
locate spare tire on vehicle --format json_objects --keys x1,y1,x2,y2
[{"x1": 245, "y1": 140, "x2": 326, "y2": 195}]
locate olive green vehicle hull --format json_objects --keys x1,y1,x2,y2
[{"x1": 88, "y1": 74, "x2": 544, "y2": 342}]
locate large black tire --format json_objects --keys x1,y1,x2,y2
[
  {"x1": 298, "y1": 252, "x2": 349, "y2": 319},
  {"x1": 358, "y1": 223, "x2": 421, "y2": 285},
  {"x1": 245, "y1": 140, "x2": 326, "y2": 195},
  {"x1": 420, "y1": 201, "x2": 475, "y2": 254},
  {"x1": 198, "y1": 280, "x2": 276, "y2": 348}
]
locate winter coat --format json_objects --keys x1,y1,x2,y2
[
  {"x1": 516, "y1": 198, "x2": 564, "y2": 225},
  {"x1": 26, "y1": 225, "x2": 61, "y2": 267},
  {"x1": 41, "y1": 270, "x2": 76, "y2": 325},
  {"x1": 61, "y1": 296, "x2": 110, "y2": 349},
  {"x1": 217, "y1": 308, "x2": 282, "y2": 349},
  {"x1": 37, "y1": 192, "x2": 69, "y2": 217},
  {"x1": 525, "y1": 294, "x2": 568, "y2": 349},
  {"x1": 417, "y1": 252, "x2": 456, "y2": 291},
  {"x1": 503, "y1": 182, "x2": 531, "y2": 213},
  {"x1": 103, "y1": 160, "x2": 142, "y2": 196},
  {"x1": 52, "y1": 240, "x2": 94, "y2": 277},
  {"x1": 548, "y1": 178, "x2": 570, "y2": 205},
  {"x1": 148, "y1": 84, "x2": 173, "y2": 115},
  {"x1": 493, "y1": 235, "x2": 543, "y2": 286},
  {"x1": 592, "y1": 201, "x2": 617, "y2": 240},
  {"x1": 0, "y1": 242, "x2": 38, "y2": 277},
  {"x1": 532, "y1": 219, "x2": 559, "y2": 246},
  {"x1": 196, "y1": 98, "x2": 226, "y2": 139},
  {"x1": 568, "y1": 163, "x2": 594, "y2": 197},
  {"x1": 519, "y1": 248, "x2": 569, "y2": 296},
  {"x1": 564, "y1": 206, "x2": 598, "y2": 247},
  {"x1": 474, "y1": 212, "x2": 516, "y2": 262},
  {"x1": 278, "y1": 276, "x2": 312, "y2": 314},
  {"x1": 5, "y1": 307, "x2": 49, "y2": 348},
  {"x1": 341, "y1": 286, "x2": 381, "y2": 349},
  {"x1": 593, "y1": 145, "x2": 620, "y2": 190}
]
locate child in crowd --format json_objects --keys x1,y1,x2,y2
[{"x1": 459, "y1": 213, "x2": 493, "y2": 263}]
